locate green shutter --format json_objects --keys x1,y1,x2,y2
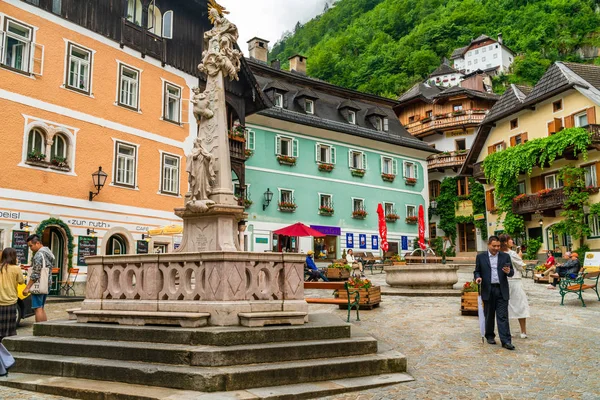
[
  {"x1": 292, "y1": 139, "x2": 299, "y2": 158},
  {"x1": 247, "y1": 131, "x2": 255, "y2": 150},
  {"x1": 362, "y1": 153, "x2": 367, "y2": 170},
  {"x1": 275, "y1": 136, "x2": 281, "y2": 155},
  {"x1": 330, "y1": 146, "x2": 336, "y2": 164},
  {"x1": 392, "y1": 159, "x2": 398, "y2": 175}
]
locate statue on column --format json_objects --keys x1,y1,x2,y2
[{"x1": 185, "y1": 137, "x2": 216, "y2": 212}]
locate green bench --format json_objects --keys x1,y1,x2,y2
[
  {"x1": 304, "y1": 281, "x2": 360, "y2": 322},
  {"x1": 558, "y1": 270, "x2": 600, "y2": 307}
]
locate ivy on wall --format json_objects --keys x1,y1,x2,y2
[
  {"x1": 435, "y1": 177, "x2": 487, "y2": 247},
  {"x1": 35, "y1": 217, "x2": 75, "y2": 270},
  {"x1": 482, "y1": 128, "x2": 591, "y2": 236}
]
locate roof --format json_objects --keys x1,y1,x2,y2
[
  {"x1": 434, "y1": 86, "x2": 499, "y2": 102},
  {"x1": 429, "y1": 63, "x2": 459, "y2": 78},
  {"x1": 295, "y1": 87, "x2": 320, "y2": 100},
  {"x1": 451, "y1": 46, "x2": 468, "y2": 59},
  {"x1": 337, "y1": 99, "x2": 362, "y2": 111},
  {"x1": 365, "y1": 107, "x2": 387, "y2": 118},
  {"x1": 481, "y1": 84, "x2": 529, "y2": 123},
  {"x1": 472, "y1": 34, "x2": 491, "y2": 43},
  {"x1": 247, "y1": 36, "x2": 269, "y2": 43},
  {"x1": 397, "y1": 82, "x2": 443, "y2": 104}
]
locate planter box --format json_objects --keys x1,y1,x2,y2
[
  {"x1": 228, "y1": 135, "x2": 245, "y2": 142},
  {"x1": 534, "y1": 275, "x2": 550, "y2": 284},
  {"x1": 351, "y1": 169, "x2": 365, "y2": 177},
  {"x1": 381, "y1": 174, "x2": 395, "y2": 182},
  {"x1": 352, "y1": 215, "x2": 367, "y2": 220},
  {"x1": 405, "y1": 179, "x2": 417, "y2": 186},
  {"x1": 326, "y1": 268, "x2": 350, "y2": 281},
  {"x1": 392, "y1": 261, "x2": 406, "y2": 266},
  {"x1": 49, "y1": 164, "x2": 70, "y2": 172},
  {"x1": 319, "y1": 211, "x2": 334, "y2": 216},
  {"x1": 339, "y1": 286, "x2": 381, "y2": 310},
  {"x1": 278, "y1": 159, "x2": 296, "y2": 166},
  {"x1": 26, "y1": 160, "x2": 48, "y2": 168},
  {"x1": 460, "y1": 291, "x2": 478, "y2": 315},
  {"x1": 318, "y1": 163, "x2": 334, "y2": 172},
  {"x1": 279, "y1": 206, "x2": 296, "y2": 213}
]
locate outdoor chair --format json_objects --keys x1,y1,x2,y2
[{"x1": 59, "y1": 268, "x2": 80, "y2": 296}]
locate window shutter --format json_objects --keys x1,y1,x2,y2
[
  {"x1": 348, "y1": 149, "x2": 353, "y2": 168},
  {"x1": 595, "y1": 163, "x2": 600, "y2": 186},
  {"x1": 521, "y1": 132, "x2": 528, "y2": 143},
  {"x1": 380, "y1": 156, "x2": 384, "y2": 173},
  {"x1": 248, "y1": 131, "x2": 255, "y2": 150},
  {"x1": 275, "y1": 136, "x2": 281, "y2": 155},
  {"x1": 330, "y1": 147, "x2": 336, "y2": 164},
  {"x1": 315, "y1": 143, "x2": 320, "y2": 162},
  {"x1": 547, "y1": 121, "x2": 554, "y2": 135},
  {"x1": 31, "y1": 43, "x2": 45, "y2": 76},
  {"x1": 162, "y1": 10, "x2": 174, "y2": 39},
  {"x1": 414, "y1": 163, "x2": 418, "y2": 179},
  {"x1": 565, "y1": 114, "x2": 574, "y2": 128},
  {"x1": 530, "y1": 176, "x2": 543, "y2": 193},
  {"x1": 555, "y1": 117, "x2": 563, "y2": 131},
  {"x1": 292, "y1": 139, "x2": 299, "y2": 158},
  {"x1": 392, "y1": 159, "x2": 398, "y2": 175},
  {"x1": 485, "y1": 190, "x2": 493, "y2": 211},
  {"x1": 501, "y1": 141, "x2": 506, "y2": 150},
  {"x1": 0, "y1": 32, "x2": 4, "y2": 64},
  {"x1": 510, "y1": 136, "x2": 517, "y2": 147},
  {"x1": 362, "y1": 153, "x2": 367, "y2": 170},
  {"x1": 283, "y1": 94, "x2": 288, "y2": 108},
  {"x1": 488, "y1": 145, "x2": 495, "y2": 155},
  {"x1": 402, "y1": 162, "x2": 407, "y2": 178},
  {"x1": 587, "y1": 107, "x2": 597, "y2": 125}
]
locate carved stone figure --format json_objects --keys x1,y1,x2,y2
[
  {"x1": 191, "y1": 87, "x2": 214, "y2": 123},
  {"x1": 186, "y1": 138, "x2": 216, "y2": 212},
  {"x1": 199, "y1": 7, "x2": 242, "y2": 81}
]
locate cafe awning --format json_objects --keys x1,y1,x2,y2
[
  {"x1": 148, "y1": 225, "x2": 183, "y2": 236},
  {"x1": 273, "y1": 222, "x2": 325, "y2": 237}
]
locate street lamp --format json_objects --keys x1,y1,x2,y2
[
  {"x1": 86, "y1": 228, "x2": 97, "y2": 237},
  {"x1": 89, "y1": 166, "x2": 108, "y2": 201},
  {"x1": 20, "y1": 222, "x2": 31, "y2": 232},
  {"x1": 141, "y1": 234, "x2": 150, "y2": 242},
  {"x1": 263, "y1": 188, "x2": 273, "y2": 210},
  {"x1": 430, "y1": 200, "x2": 438, "y2": 209}
]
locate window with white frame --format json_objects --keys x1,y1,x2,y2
[
  {"x1": 161, "y1": 153, "x2": 180, "y2": 195},
  {"x1": 589, "y1": 214, "x2": 600, "y2": 237},
  {"x1": 316, "y1": 143, "x2": 335, "y2": 164},
  {"x1": 320, "y1": 193, "x2": 332, "y2": 207},
  {"x1": 305, "y1": 99, "x2": 314, "y2": 114},
  {"x1": 375, "y1": 116, "x2": 383, "y2": 131},
  {"x1": 274, "y1": 92, "x2": 283, "y2": 108},
  {"x1": 163, "y1": 82, "x2": 181, "y2": 123},
  {"x1": 126, "y1": 0, "x2": 143, "y2": 25},
  {"x1": 2, "y1": 18, "x2": 33, "y2": 73},
  {"x1": 453, "y1": 104, "x2": 463, "y2": 112},
  {"x1": 349, "y1": 150, "x2": 366, "y2": 170},
  {"x1": 233, "y1": 183, "x2": 248, "y2": 199},
  {"x1": 403, "y1": 161, "x2": 417, "y2": 179},
  {"x1": 494, "y1": 142, "x2": 505, "y2": 152},
  {"x1": 276, "y1": 135, "x2": 298, "y2": 157},
  {"x1": 114, "y1": 141, "x2": 137, "y2": 187},
  {"x1": 50, "y1": 133, "x2": 67, "y2": 161},
  {"x1": 383, "y1": 118, "x2": 389, "y2": 132},
  {"x1": 574, "y1": 111, "x2": 588, "y2": 127},
  {"x1": 348, "y1": 110, "x2": 356, "y2": 124},
  {"x1": 27, "y1": 127, "x2": 45, "y2": 155},
  {"x1": 280, "y1": 189, "x2": 293, "y2": 203},
  {"x1": 482, "y1": 47, "x2": 486, "y2": 53},
  {"x1": 517, "y1": 181, "x2": 526, "y2": 195},
  {"x1": 584, "y1": 164, "x2": 597, "y2": 187},
  {"x1": 406, "y1": 205, "x2": 416, "y2": 218},
  {"x1": 147, "y1": 4, "x2": 162, "y2": 36},
  {"x1": 493, "y1": 53, "x2": 498, "y2": 59},
  {"x1": 66, "y1": 43, "x2": 92, "y2": 93},
  {"x1": 352, "y1": 198, "x2": 364, "y2": 212},
  {"x1": 118, "y1": 64, "x2": 139, "y2": 109},
  {"x1": 245, "y1": 129, "x2": 255, "y2": 150},
  {"x1": 384, "y1": 202, "x2": 394, "y2": 216},
  {"x1": 544, "y1": 173, "x2": 563, "y2": 190},
  {"x1": 381, "y1": 156, "x2": 398, "y2": 176}
]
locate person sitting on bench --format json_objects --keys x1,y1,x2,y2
[
  {"x1": 548, "y1": 252, "x2": 581, "y2": 289},
  {"x1": 306, "y1": 251, "x2": 329, "y2": 282},
  {"x1": 346, "y1": 249, "x2": 364, "y2": 278},
  {"x1": 535, "y1": 250, "x2": 556, "y2": 280}
]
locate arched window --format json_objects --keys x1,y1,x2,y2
[
  {"x1": 27, "y1": 128, "x2": 45, "y2": 155},
  {"x1": 126, "y1": 0, "x2": 142, "y2": 26},
  {"x1": 51, "y1": 133, "x2": 67, "y2": 160},
  {"x1": 106, "y1": 235, "x2": 127, "y2": 255},
  {"x1": 429, "y1": 180, "x2": 441, "y2": 200},
  {"x1": 148, "y1": 5, "x2": 162, "y2": 36}
]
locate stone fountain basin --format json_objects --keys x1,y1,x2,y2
[{"x1": 384, "y1": 264, "x2": 459, "y2": 289}]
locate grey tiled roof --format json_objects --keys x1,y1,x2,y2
[
  {"x1": 263, "y1": 80, "x2": 292, "y2": 92},
  {"x1": 337, "y1": 99, "x2": 361, "y2": 111},
  {"x1": 295, "y1": 87, "x2": 320, "y2": 99},
  {"x1": 521, "y1": 63, "x2": 571, "y2": 106},
  {"x1": 482, "y1": 84, "x2": 528, "y2": 124},
  {"x1": 473, "y1": 34, "x2": 491, "y2": 43},
  {"x1": 429, "y1": 63, "x2": 458, "y2": 78},
  {"x1": 397, "y1": 83, "x2": 443, "y2": 104},
  {"x1": 435, "y1": 86, "x2": 499, "y2": 102},
  {"x1": 451, "y1": 46, "x2": 468, "y2": 59},
  {"x1": 561, "y1": 62, "x2": 600, "y2": 90}
]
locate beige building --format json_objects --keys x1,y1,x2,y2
[{"x1": 463, "y1": 62, "x2": 600, "y2": 256}]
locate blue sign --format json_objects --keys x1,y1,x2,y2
[
  {"x1": 371, "y1": 235, "x2": 379, "y2": 250},
  {"x1": 346, "y1": 233, "x2": 354, "y2": 248},
  {"x1": 401, "y1": 236, "x2": 408, "y2": 251},
  {"x1": 359, "y1": 234, "x2": 367, "y2": 249},
  {"x1": 310, "y1": 225, "x2": 341, "y2": 236}
]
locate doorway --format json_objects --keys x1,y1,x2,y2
[
  {"x1": 458, "y1": 223, "x2": 477, "y2": 252},
  {"x1": 42, "y1": 227, "x2": 65, "y2": 295},
  {"x1": 106, "y1": 234, "x2": 127, "y2": 255}
]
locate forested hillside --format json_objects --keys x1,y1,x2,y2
[{"x1": 270, "y1": 0, "x2": 600, "y2": 97}]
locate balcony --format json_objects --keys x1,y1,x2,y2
[
  {"x1": 405, "y1": 110, "x2": 487, "y2": 137},
  {"x1": 120, "y1": 19, "x2": 167, "y2": 64},
  {"x1": 512, "y1": 188, "x2": 566, "y2": 215},
  {"x1": 228, "y1": 137, "x2": 246, "y2": 161},
  {"x1": 427, "y1": 151, "x2": 468, "y2": 171}
]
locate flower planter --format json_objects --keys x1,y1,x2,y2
[
  {"x1": 278, "y1": 159, "x2": 296, "y2": 166},
  {"x1": 351, "y1": 169, "x2": 365, "y2": 177},
  {"x1": 244, "y1": 149, "x2": 254, "y2": 158},
  {"x1": 326, "y1": 267, "x2": 350, "y2": 281},
  {"x1": 405, "y1": 218, "x2": 418, "y2": 225},
  {"x1": 384, "y1": 264, "x2": 459, "y2": 289},
  {"x1": 26, "y1": 159, "x2": 48, "y2": 168},
  {"x1": 392, "y1": 261, "x2": 406, "y2": 266},
  {"x1": 228, "y1": 134, "x2": 245, "y2": 142},
  {"x1": 338, "y1": 286, "x2": 381, "y2": 309},
  {"x1": 405, "y1": 178, "x2": 417, "y2": 186},
  {"x1": 352, "y1": 214, "x2": 367, "y2": 220},
  {"x1": 49, "y1": 164, "x2": 70, "y2": 172},
  {"x1": 460, "y1": 291, "x2": 479, "y2": 315},
  {"x1": 318, "y1": 163, "x2": 334, "y2": 172},
  {"x1": 319, "y1": 210, "x2": 334, "y2": 216},
  {"x1": 279, "y1": 206, "x2": 296, "y2": 212},
  {"x1": 243, "y1": 200, "x2": 253, "y2": 209}
]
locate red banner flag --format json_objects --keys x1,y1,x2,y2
[
  {"x1": 377, "y1": 203, "x2": 389, "y2": 252},
  {"x1": 418, "y1": 204, "x2": 426, "y2": 250}
]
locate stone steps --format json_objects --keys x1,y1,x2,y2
[
  {"x1": 10, "y1": 348, "x2": 407, "y2": 392},
  {"x1": 4, "y1": 335, "x2": 378, "y2": 367},
  {"x1": 0, "y1": 372, "x2": 415, "y2": 400}
]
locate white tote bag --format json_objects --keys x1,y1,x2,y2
[{"x1": 27, "y1": 252, "x2": 50, "y2": 295}]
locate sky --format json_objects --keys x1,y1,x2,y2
[{"x1": 220, "y1": 0, "x2": 328, "y2": 55}]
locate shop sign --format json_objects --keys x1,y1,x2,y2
[
  {"x1": 309, "y1": 225, "x2": 341, "y2": 236},
  {"x1": 371, "y1": 235, "x2": 379, "y2": 250},
  {"x1": 346, "y1": 233, "x2": 354, "y2": 248},
  {"x1": 583, "y1": 252, "x2": 600, "y2": 271},
  {"x1": 401, "y1": 236, "x2": 408, "y2": 251},
  {"x1": 474, "y1": 213, "x2": 485, "y2": 221},
  {"x1": 77, "y1": 236, "x2": 97, "y2": 266},
  {"x1": 11, "y1": 230, "x2": 29, "y2": 265},
  {"x1": 359, "y1": 234, "x2": 366, "y2": 249},
  {"x1": 455, "y1": 200, "x2": 474, "y2": 217},
  {"x1": 136, "y1": 240, "x2": 149, "y2": 254},
  {"x1": 0, "y1": 211, "x2": 21, "y2": 219},
  {"x1": 255, "y1": 237, "x2": 269, "y2": 244}
]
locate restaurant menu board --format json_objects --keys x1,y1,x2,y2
[
  {"x1": 583, "y1": 252, "x2": 600, "y2": 272},
  {"x1": 77, "y1": 236, "x2": 98, "y2": 266},
  {"x1": 11, "y1": 230, "x2": 29, "y2": 265},
  {"x1": 136, "y1": 240, "x2": 149, "y2": 254}
]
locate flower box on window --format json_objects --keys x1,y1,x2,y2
[
  {"x1": 405, "y1": 216, "x2": 418, "y2": 224},
  {"x1": 278, "y1": 201, "x2": 297, "y2": 212},
  {"x1": 405, "y1": 177, "x2": 417, "y2": 186},
  {"x1": 420, "y1": 117, "x2": 432, "y2": 123},
  {"x1": 536, "y1": 188, "x2": 553, "y2": 197},
  {"x1": 244, "y1": 149, "x2": 254, "y2": 158},
  {"x1": 351, "y1": 169, "x2": 365, "y2": 177},
  {"x1": 319, "y1": 205, "x2": 334, "y2": 216},
  {"x1": 352, "y1": 209, "x2": 368, "y2": 219},
  {"x1": 513, "y1": 193, "x2": 527, "y2": 203},
  {"x1": 452, "y1": 110, "x2": 466, "y2": 116},
  {"x1": 228, "y1": 122, "x2": 246, "y2": 142},
  {"x1": 277, "y1": 155, "x2": 297, "y2": 166},
  {"x1": 26, "y1": 151, "x2": 47, "y2": 168},
  {"x1": 385, "y1": 213, "x2": 400, "y2": 222},
  {"x1": 584, "y1": 186, "x2": 600, "y2": 194},
  {"x1": 243, "y1": 199, "x2": 253, "y2": 209},
  {"x1": 49, "y1": 156, "x2": 70, "y2": 171},
  {"x1": 318, "y1": 163, "x2": 334, "y2": 172},
  {"x1": 381, "y1": 173, "x2": 395, "y2": 182},
  {"x1": 471, "y1": 109, "x2": 487, "y2": 114}
]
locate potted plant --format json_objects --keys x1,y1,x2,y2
[
  {"x1": 50, "y1": 156, "x2": 69, "y2": 170},
  {"x1": 243, "y1": 198, "x2": 253, "y2": 209},
  {"x1": 352, "y1": 209, "x2": 368, "y2": 219},
  {"x1": 405, "y1": 177, "x2": 417, "y2": 186},
  {"x1": 385, "y1": 213, "x2": 400, "y2": 222},
  {"x1": 452, "y1": 110, "x2": 466, "y2": 116},
  {"x1": 536, "y1": 188, "x2": 552, "y2": 197},
  {"x1": 337, "y1": 277, "x2": 381, "y2": 309},
  {"x1": 381, "y1": 173, "x2": 395, "y2": 182},
  {"x1": 319, "y1": 205, "x2": 334, "y2": 216},
  {"x1": 420, "y1": 116, "x2": 432, "y2": 123},
  {"x1": 390, "y1": 253, "x2": 405, "y2": 265},
  {"x1": 513, "y1": 193, "x2": 527, "y2": 203},
  {"x1": 27, "y1": 150, "x2": 46, "y2": 163},
  {"x1": 318, "y1": 163, "x2": 334, "y2": 172},
  {"x1": 460, "y1": 281, "x2": 479, "y2": 315},
  {"x1": 326, "y1": 262, "x2": 351, "y2": 280},
  {"x1": 351, "y1": 168, "x2": 365, "y2": 177},
  {"x1": 278, "y1": 201, "x2": 297, "y2": 212},
  {"x1": 584, "y1": 185, "x2": 599, "y2": 194},
  {"x1": 277, "y1": 155, "x2": 297, "y2": 166},
  {"x1": 244, "y1": 149, "x2": 254, "y2": 158},
  {"x1": 405, "y1": 216, "x2": 418, "y2": 224},
  {"x1": 228, "y1": 122, "x2": 246, "y2": 141}
]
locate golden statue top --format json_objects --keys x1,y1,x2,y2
[{"x1": 208, "y1": 0, "x2": 229, "y2": 23}]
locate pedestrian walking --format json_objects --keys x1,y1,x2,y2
[
  {"x1": 474, "y1": 235, "x2": 515, "y2": 350},
  {"x1": 499, "y1": 234, "x2": 530, "y2": 339},
  {"x1": 23, "y1": 234, "x2": 54, "y2": 322},
  {"x1": 0, "y1": 248, "x2": 24, "y2": 341}
]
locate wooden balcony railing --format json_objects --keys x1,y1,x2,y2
[
  {"x1": 427, "y1": 152, "x2": 468, "y2": 171},
  {"x1": 587, "y1": 124, "x2": 600, "y2": 139},
  {"x1": 228, "y1": 137, "x2": 246, "y2": 161},
  {"x1": 512, "y1": 188, "x2": 566, "y2": 215},
  {"x1": 405, "y1": 110, "x2": 487, "y2": 137},
  {"x1": 120, "y1": 19, "x2": 167, "y2": 64}
]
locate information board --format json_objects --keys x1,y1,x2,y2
[
  {"x1": 583, "y1": 252, "x2": 600, "y2": 272},
  {"x1": 77, "y1": 236, "x2": 97, "y2": 266},
  {"x1": 11, "y1": 230, "x2": 29, "y2": 265}
]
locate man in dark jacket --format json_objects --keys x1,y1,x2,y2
[
  {"x1": 474, "y1": 235, "x2": 515, "y2": 350},
  {"x1": 549, "y1": 252, "x2": 581, "y2": 288}
]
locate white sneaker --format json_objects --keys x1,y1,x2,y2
[{"x1": 520, "y1": 333, "x2": 528, "y2": 339}]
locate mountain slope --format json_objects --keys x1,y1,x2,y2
[{"x1": 269, "y1": 0, "x2": 600, "y2": 97}]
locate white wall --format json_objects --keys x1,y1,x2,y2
[{"x1": 423, "y1": 130, "x2": 476, "y2": 152}]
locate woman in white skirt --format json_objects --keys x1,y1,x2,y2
[{"x1": 499, "y1": 234, "x2": 530, "y2": 338}]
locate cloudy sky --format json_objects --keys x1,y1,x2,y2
[{"x1": 221, "y1": 0, "x2": 328, "y2": 54}]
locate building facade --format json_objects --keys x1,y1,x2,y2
[
  {"x1": 464, "y1": 62, "x2": 600, "y2": 256},
  {"x1": 451, "y1": 34, "x2": 515, "y2": 75},
  {"x1": 241, "y1": 39, "x2": 436, "y2": 259}
]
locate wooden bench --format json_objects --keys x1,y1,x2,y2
[
  {"x1": 304, "y1": 281, "x2": 360, "y2": 322},
  {"x1": 558, "y1": 270, "x2": 600, "y2": 307}
]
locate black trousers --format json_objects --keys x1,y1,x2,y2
[{"x1": 483, "y1": 285, "x2": 511, "y2": 344}]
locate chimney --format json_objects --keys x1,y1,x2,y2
[
  {"x1": 271, "y1": 59, "x2": 281, "y2": 70},
  {"x1": 497, "y1": 32, "x2": 503, "y2": 45},
  {"x1": 288, "y1": 54, "x2": 307, "y2": 75},
  {"x1": 247, "y1": 37, "x2": 269, "y2": 63}
]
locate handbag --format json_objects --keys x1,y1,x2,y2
[
  {"x1": 27, "y1": 251, "x2": 50, "y2": 295},
  {"x1": 0, "y1": 343, "x2": 15, "y2": 376}
]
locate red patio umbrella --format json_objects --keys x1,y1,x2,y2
[
  {"x1": 273, "y1": 222, "x2": 326, "y2": 237},
  {"x1": 418, "y1": 204, "x2": 426, "y2": 250},
  {"x1": 376, "y1": 204, "x2": 389, "y2": 252}
]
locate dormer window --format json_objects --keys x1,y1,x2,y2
[
  {"x1": 383, "y1": 118, "x2": 389, "y2": 132},
  {"x1": 305, "y1": 99, "x2": 314, "y2": 114},
  {"x1": 348, "y1": 110, "x2": 356, "y2": 124},
  {"x1": 274, "y1": 92, "x2": 283, "y2": 108},
  {"x1": 375, "y1": 117, "x2": 383, "y2": 131}
]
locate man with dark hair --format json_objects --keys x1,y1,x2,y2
[
  {"x1": 23, "y1": 234, "x2": 54, "y2": 322},
  {"x1": 474, "y1": 235, "x2": 515, "y2": 350}
]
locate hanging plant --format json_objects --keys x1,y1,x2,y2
[{"x1": 35, "y1": 217, "x2": 75, "y2": 270}]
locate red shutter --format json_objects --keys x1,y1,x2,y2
[
  {"x1": 488, "y1": 145, "x2": 495, "y2": 155},
  {"x1": 510, "y1": 136, "x2": 516, "y2": 147},
  {"x1": 555, "y1": 117, "x2": 563, "y2": 132},
  {"x1": 587, "y1": 107, "x2": 597, "y2": 125},
  {"x1": 521, "y1": 132, "x2": 528, "y2": 143},
  {"x1": 565, "y1": 114, "x2": 574, "y2": 128}
]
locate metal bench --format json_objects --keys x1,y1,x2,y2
[
  {"x1": 304, "y1": 281, "x2": 360, "y2": 322},
  {"x1": 558, "y1": 270, "x2": 600, "y2": 307}
]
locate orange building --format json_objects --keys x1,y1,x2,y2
[{"x1": 0, "y1": 0, "x2": 261, "y2": 292}]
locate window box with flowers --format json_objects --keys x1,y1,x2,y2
[
  {"x1": 460, "y1": 281, "x2": 479, "y2": 315},
  {"x1": 536, "y1": 188, "x2": 553, "y2": 198},
  {"x1": 49, "y1": 156, "x2": 70, "y2": 171},
  {"x1": 244, "y1": 149, "x2": 254, "y2": 158},
  {"x1": 228, "y1": 122, "x2": 246, "y2": 142},
  {"x1": 405, "y1": 216, "x2": 418, "y2": 224},
  {"x1": 385, "y1": 213, "x2": 400, "y2": 222},
  {"x1": 318, "y1": 205, "x2": 334, "y2": 216},
  {"x1": 471, "y1": 109, "x2": 487, "y2": 114},
  {"x1": 318, "y1": 163, "x2": 334, "y2": 172},
  {"x1": 420, "y1": 117, "x2": 432, "y2": 124},
  {"x1": 243, "y1": 198, "x2": 253, "y2": 209},
  {"x1": 452, "y1": 110, "x2": 466, "y2": 116},
  {"x1": 405, "y1": 177, "x2": 417, "y2": 186},
  {"x1": 277, "y1": 155, "x2": 297, "y2": 166},
  {"x1": 352, "y1": 209, "x2": 368, "y2": 219},
  {"x1": 351, "y1": 169, "x2": 365, "y2": 177},
  {"x1": 584, "y1": 185, "x2": 599, "y2": 194},
  {"x1": 389, "y1": 254, "x2": 406, "y2": 265},
  {"x1": 278, "y1": 201, "x2": 297, "y2": 212},
  {"x1": 26, "y1": 151, "x2": 47, "y2": 168},
  {"x1": 435, "y1": 113, "x2": 446, "y2": 119},
  {"x1": 513, "y1": 193, "x2": 527, "y2": 203},
  {"x1": 381, "y1": 173, "x2": 395, "y2": 182}
]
